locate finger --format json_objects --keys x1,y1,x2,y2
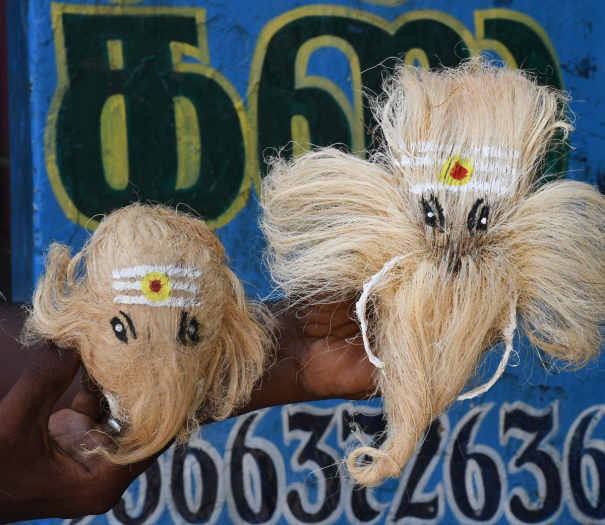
[
  {"x1": 3, "y1": 343, "x2": 81, "y2": 425},
  {"x1": 71, "y1": 368, "x2": 106, "y2": 422},
  {"x1": 71, "y1": 389, "x2": 105, "y2": 423},
  {"x1": 298, "y1": 301, "x2": 358, "y2": 337},
  {"x1": 49, "y1": 408, "x2": 113, "y2": 458}
]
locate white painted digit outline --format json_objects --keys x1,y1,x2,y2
[
  {"x1": 499, "y1": 401, "x2": 563, "y2": 525},
  {"x1": 281, "y1": 404, "x2": 344, "y2": 525},
  {"x1": 443, "y1": 403, "x2": 507, "y2": 525},
  {"x1": 563, "y1": 405, "x2": 605, "y2": 524},
  {"x1": 223, "y1": 409, "x2": 286, "y2": 525},
  {"x1": 387, "y1": 413, "x2": 449, "y2": 525},
  {"x1": 165, "y1": 436, "x2": 225, "y2": 525}
]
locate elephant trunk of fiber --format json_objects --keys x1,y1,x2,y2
[{"x1": 347, "y1": 256, "x2": 515, "y2": 486}]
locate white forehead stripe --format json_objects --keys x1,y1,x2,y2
[
  {"x1": 114, "y1": 295, "x2": 201, "y2": 307},
  {"x1": 397, "y1": 155, "x2": 433, "y2": 167},
  {"x1": 112, "y1": 280, "x2": 200, "y2": 293},
  {"x1": 409, "y1": 181, "x2": 511, "y2": 196},
  {"x1": 395, "y1": 140, "x2": 521, "y2": 178},
  {"x1": 396, "y1": 156, "x2": 518, "y2": 178},
  {"x1": 111, "y1": 264, "x2": 203, "y2": 308},
  {"x1": 398, "y1": 140, "x2": 521, "y2": 159},
  {"x1": 112, "y1": 265, "x2": 202, "y2": 280}
]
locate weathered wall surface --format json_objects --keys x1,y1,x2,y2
[{"x1": 9, "y1": 0, "x2": 605, "y2": 524}]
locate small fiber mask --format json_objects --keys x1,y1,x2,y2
[{"x1": 24, "y1": 203, "x2": 271, "y2": 464}]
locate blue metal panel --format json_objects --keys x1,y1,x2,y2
[
  {"x1": 8, "y1": 0, "x2": 33, "y2": 302},
  {"x1": 10, "y1": 1, "x2": 605, "y2": 523}
]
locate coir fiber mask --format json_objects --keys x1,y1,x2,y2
[
  {"x1": 23, "y1": 203, "x2": 271, "y2": 464},
  {"x1": 260, "y1": 57, "x2": 605, "y2": 486}
]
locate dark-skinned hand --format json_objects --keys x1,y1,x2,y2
[
  {"x1": 0, "y1": 300, "x2": 378, "y2": 522},
  {"x1": 0, "y1": 343, "x2": 161, "y2": 523},
  {"x1": 249, "y1": 300, "x2": 379, "y2": 411}
]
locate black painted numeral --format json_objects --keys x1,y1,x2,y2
[
  {"x1": 501, "y1": 402, "x2": 562, "y2": 523},
  {"x1": 112, "y1": 460, "x2": 162, "y2": 524},
  {"x1": 229, "y1": 413, "x2": 280, "y2": 524},
  {"x1": 285, "y1": 408, "x2": 341, "y2": 523},
  {"x1": 341, "y1": 407, "x2": 387, "y2": 523},
  {"x1": 566, "y1": 407, "x2": 605, "y2": 521},
  {"x1": 171, "y1": 443, "x2": 220, "y2": 523},
  {"x1": 447, "y1": 405, "x2": 504, "y2": 522},
  {"x1": 393, "y1": 419, "x2": 446, "y2": 522}
]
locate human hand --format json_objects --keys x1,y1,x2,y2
[
  {"x1": 0, "y1": 343, "x2": 158, "y2": 523},
  {"x1": 48, "y1": 371, "x2": 114, "y2": 458},
  {"x1": 248, "y1": 300, "x2": 378, "y2": 411},
  {"x1": 285, "y1": 300, "x2": 378, "y2": 400}
]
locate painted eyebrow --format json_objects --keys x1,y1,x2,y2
[
  {"x1": 429, "y1": 194, "x2": 445, "y2": 227},
  {"x1": 467, "y1": 198, "x2": 485, "y2": 231},
  {"x1": 119, "y1": 310, "x2": 137, "y2": 339}
]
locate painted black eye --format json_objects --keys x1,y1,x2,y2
[
  {"x1": 421, "y1": 195, "x2": 444, "y2": 230},
  {"x1": 178, "y1": 311, "x2": 200, "y2": 345},
  {"x1": 467, "y1": 198, "x2": 490, "y2": 232},
  {"x1": 110, "y1": 311, "x2": 136, "y2": 344},
  {"x1": 111, "y1": 317, "x2": 128, "y2": 344}
]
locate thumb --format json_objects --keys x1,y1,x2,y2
[{"x1": 3, "y1": 343, "x2": 81, "y2": 426}]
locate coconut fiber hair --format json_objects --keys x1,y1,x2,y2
[
  {"x1": 260, "y1": 58, "x2": 605, "y2": 486},
  {"x1": 24, "y1": 203, "x2": 271, "y2": 464}
]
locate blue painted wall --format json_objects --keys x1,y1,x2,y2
[{"x1": 9, "y1": 0, "x2": 605, "y2": 523}]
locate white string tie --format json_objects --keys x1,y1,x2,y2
[
  {"x1": 355, "y1": 254, "x2": 518, "y2": 399},
  {"x1": 355, "y1": 254, "x2": 412, "y2": 373}
]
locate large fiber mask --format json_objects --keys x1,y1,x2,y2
[
  {"x1": 24, "y1": 204, "x2": 270, "y2": 464},
  {"x1": 260, "y1": 59, "x2": 605, "y2": 486}
]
